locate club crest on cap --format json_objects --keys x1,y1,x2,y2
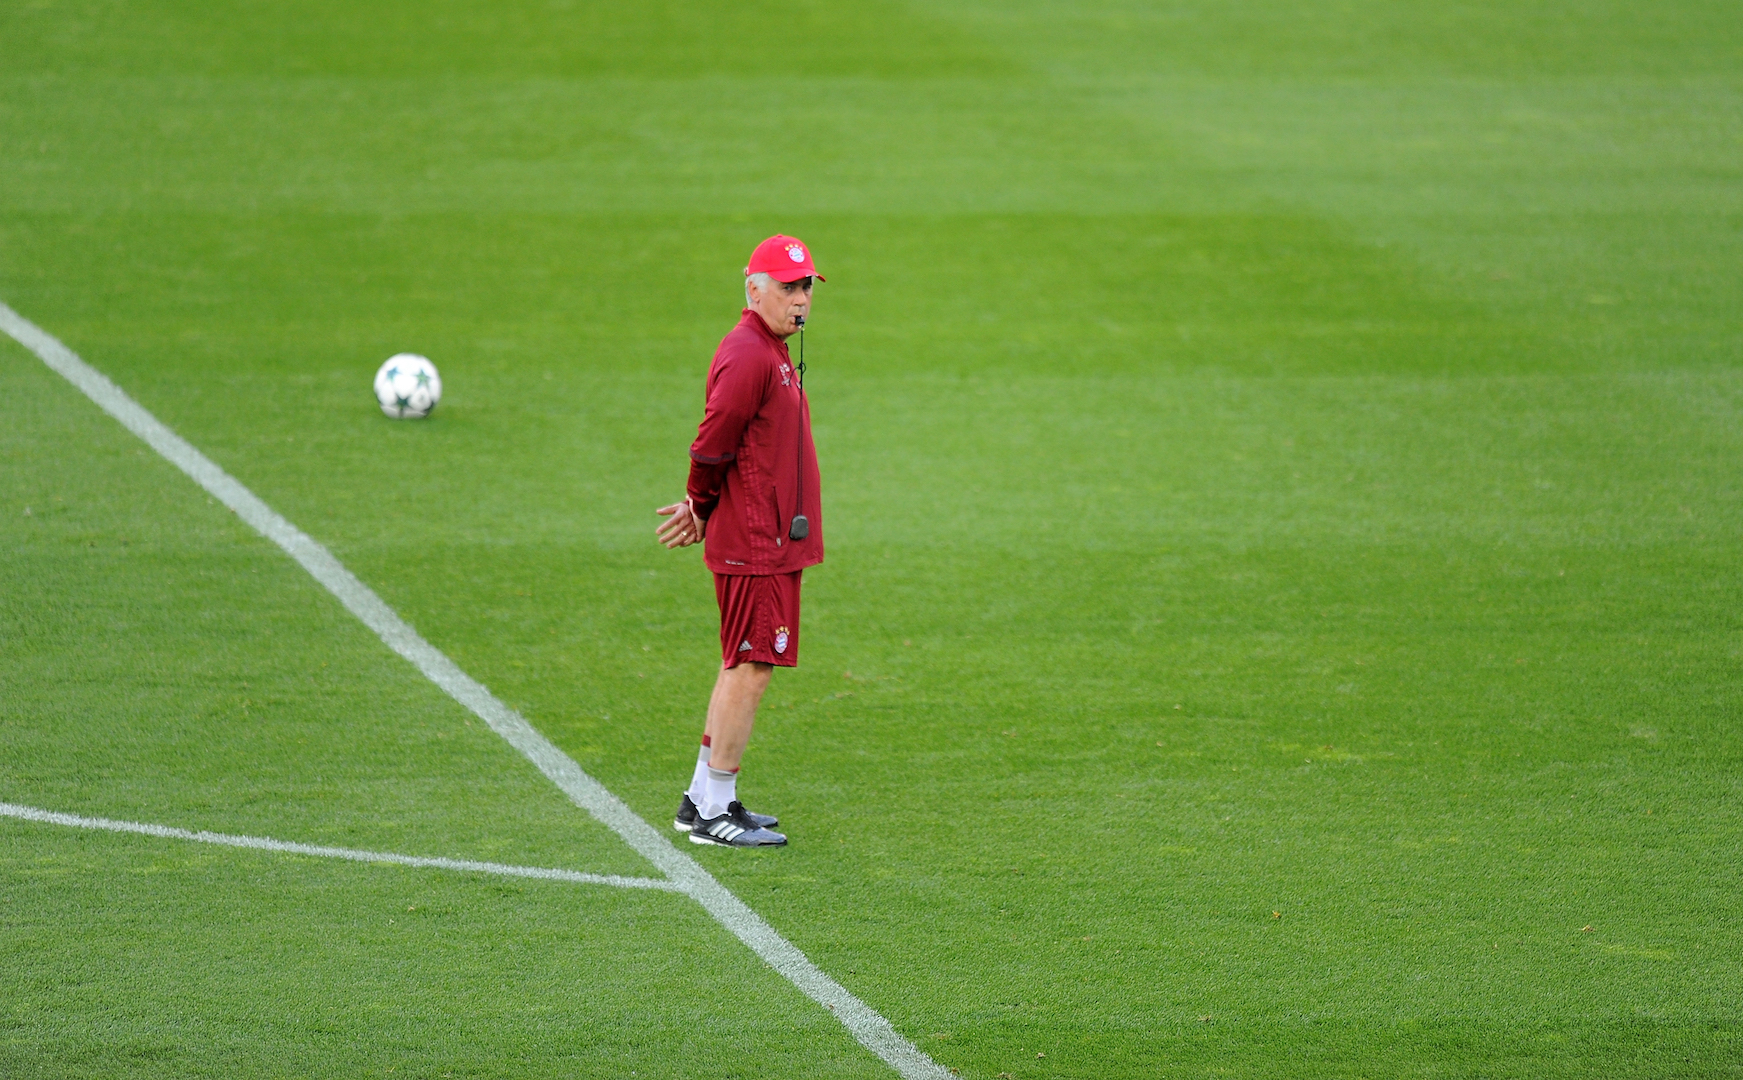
[{"x1": 786, "y1": 244, "x2": 806, "y2": 263}]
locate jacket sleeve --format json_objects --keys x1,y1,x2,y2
[
  {"x1": 686, "y1": 354, "x2": 766, "y2": 520},
  {"x1": 686, "y1": 460, "x2": 729, "y2": 520}
]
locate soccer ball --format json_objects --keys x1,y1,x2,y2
[{"x1": 373, "y1": 354, "x2": 442, "y2": 419}]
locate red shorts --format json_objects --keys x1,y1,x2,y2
[{"x1": 715, "y1": 571, "x2": 803, "y2": 668}]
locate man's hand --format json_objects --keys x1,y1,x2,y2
[{"x1": 655, "y1": 498, "x2": 705, "y2": 548}]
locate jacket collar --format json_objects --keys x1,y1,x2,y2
[{"x1": 740, "y1": 308, "x2": 790, "y2": 351}]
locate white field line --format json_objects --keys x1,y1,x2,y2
[
  {"x1": 0, "y1": 802, "x2": 684, "y2": 891},
  {"x1": 0, "y1": 301, "x2": 950, "y2": 1080}
]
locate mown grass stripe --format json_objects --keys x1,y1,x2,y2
[{"x1": 0, "y1": 298, "x2": 950, "y2": 1080}]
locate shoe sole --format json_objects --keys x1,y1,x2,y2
[{"x1": 688, "y1": 831, "x2": 787, "y2": 847}]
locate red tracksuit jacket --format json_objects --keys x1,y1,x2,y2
[{"x1": 687, "y1": 309, "x2": 823, "y2": 576}]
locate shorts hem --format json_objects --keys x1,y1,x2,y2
[{"x1": 725, "y1": 651, "x2": 797, "y2": 670}]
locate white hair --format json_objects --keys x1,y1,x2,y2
[{"x1": 745, "y1": 271, "x2": 776, "y2": 305}]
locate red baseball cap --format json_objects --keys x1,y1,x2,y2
[{"x1": 745, "y1": 235, "x2": 825, "y2": 283}]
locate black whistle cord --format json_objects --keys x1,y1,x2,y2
[{"x1": 789, "y1": 326, "x2": 810, "y2": 541}]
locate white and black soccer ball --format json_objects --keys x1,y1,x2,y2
[{"x1": 373, "y1": 354, "x2": 442, "y2": 419}]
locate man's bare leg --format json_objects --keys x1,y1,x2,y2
[
  {"x1": 690, "y1": 661, "x2": 785, "y2": 844},
  {"x1": 705, "y1": 661, "x2": 772, "y2": 772},
  {"x1": 680, "y1": 662, "x2": 773, "y2": 826}
]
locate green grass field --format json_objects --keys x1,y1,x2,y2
[{"x1": 3, "y1": 2, "x2": 1741, "y2": 1076}]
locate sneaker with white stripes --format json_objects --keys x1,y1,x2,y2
[
  {"x1": 674, "y1": 792, "x2": 779, "y2": 833},
  {"x1": 689, "y1": 801, "x2": 788, "y2": 847}
]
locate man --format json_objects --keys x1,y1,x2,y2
[{"x1": 654, "y1": 234, "x2": 825, "y2": 847}]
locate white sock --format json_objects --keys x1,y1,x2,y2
[
  {"x1": 685, "y1": 740, "x2": 711, "y2": 805},
  {"x1": 701, "y1": 765, "x2": 738, "y2": 821}
]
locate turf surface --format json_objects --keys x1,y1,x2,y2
[{"x1": 2, "y1": 2, "x2": 1741, "y2": 1077}]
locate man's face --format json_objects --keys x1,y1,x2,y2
[{"x1": 749, "y1": 276, "x2": 813, "y2": 339}]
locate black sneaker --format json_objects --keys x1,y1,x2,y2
[
  {"x1": 690, "y1": 801, "x2": 788, "y2": 847},
  {"x1": 674, "y1": 792, "x2": 778, "y2": 833}
]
